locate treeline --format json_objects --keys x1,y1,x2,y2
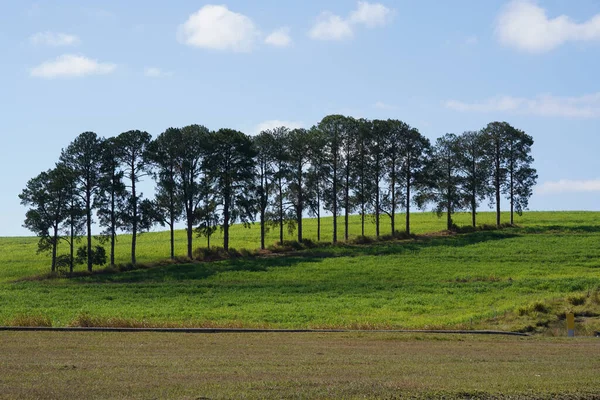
[{"x1": 20, "y1": 116, "x2": 537, "y2": 272}]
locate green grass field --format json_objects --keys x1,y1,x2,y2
[{"x1": 1, "y1": 211, "x2": 599, "y2": 332}]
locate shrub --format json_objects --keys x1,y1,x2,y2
[
  {"x1": 351, "y1": 235, "x2": 374, "y2": 245},
  {"x1": 76, "y1": 245, "x2": 107, "y2": 267},
  {"x1": 193, "y1": 247, "x2": 254, "y2": 261},
  {"x1": 300, "y1": 239, "x2": 318, "y2": 248},
  {"x1": 8, "y1": 313, "x2": 52, "y2": 327},
  {"x1": 518, "y1": 301, "x2": 549, "y2": 316},
  {"x1": 567, "y1": 294, "x2": 586, "y2": 306},
  {"x1": 590, "y1": 288, "x2": 600, "y2": 305},
  {"x1": 283, "y1": 240, "x2": 304, "y2": 251}
]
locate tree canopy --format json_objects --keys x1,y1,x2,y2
[{"x1": 20, "y1": 116, "x2": 537, "y2": 271}]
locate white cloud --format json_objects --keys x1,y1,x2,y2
[
  {"x1": 349, "y1": 1, "x2": 393, "y2": 28},
  {"x1": 254, "y1": 120, "x2": 304, "y2": 135},
  {"x1": 309, "y1": 2, "x2": 392, "y2": 41},
  {"x1": 537, "y1": 179, "x2": 600, "y2": 195},
  {"x1": 309, "y1": 13, "x2": 353, "y2": 41},
  {"x1": 265, "y1": 27, "x2": 292, "y2": 47},
  {"x1": 496, "y1": 0, "x2": 600, "y2": 53},
  {"x1": 177, "y1": 5, "x2": 260, "y2": 52},
  {"x1": 445, "y1": 93, "x2": 600, "y2": 118},
  {"x1": 30, "y1": 32, "x2": 80, "y2": 46},
  {"x1": 144, "y1": 67, "x2": 173, "y2": 78},
  {"x1": 30, "y1": 54, "x2": 116, "y2": 78}
]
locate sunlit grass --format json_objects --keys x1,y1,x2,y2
[{"x1": 0, "y1": 211, "x2": 599, "y2": 331}]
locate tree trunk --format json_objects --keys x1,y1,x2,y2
[
  {"x1": 471, "y1": 191, "x2": 477, "y2": 228},
  {"x1": 260, "y1": 168, "x2": 266, "y2": 250},
  {"x1": 110, "y1": 186, "x2": 116, "y2": 266},
  {"x1": 86, "y1": 190, "x2": 92, "y2": 272},
  {"x1": 447, "y1": 200, "x2": 452, "y2": 230},
  {"x1": 169, "y1": 190, "x2": 175, "y2": 259},
  {"x1": 224, "y1": 194, "x2": 230, "y2": 252},
  {"x1": 278, "y1": 178, "x2": 284, "y2": 245},
  {"x1": 361, "y1": 174, "x2": 365, "y2": 237},
  {"x1": 344, "y1": 171, "x2": 349, "y2": 242},
  {"x1": 495, "y1": 139, "x2": 501, "y2": 227},
  {"x1": 51, "y1": 225, "x2": 58, "y2": 273},
  {"x1": 260, "y1": 210, "x2": 265, "y2": 250},
  {"x1": 375, "y1": 177, "x2": 380, "y2": 238},
  {"x1": 317, "y1": 191, "x2": 321, "y2": 242},
  {"x1": 297, "y1": 169, "x2": 303, "y2": 243},
  {"x1": 510, "y1": 160, "x2": 514, "y2": 225},
  {"x1": 186, "y1": 215, "x2": 193, "y2": 259},
  {"x1": 361, "y1": 204, "x2": 365, "y2": 237},
  {"x1": 69, "y1": 217, "x2": 74, "y2": 274},
  {"x1": 170, "y1": 221, "x2": 175, "y2": 260},
  {"x1": 131, "y1": 162, "x2": 137, "y2": 266},
  {"x1": 447, "y1": 164, "x2": 453, "y2": 231},
  {"x1": 405, "y1": 161, "x2": 411, "y2": 235},
  {"x1": 332, "y1": 163, "x2": 337, "y2": 244},
  {"x1": 390, "y1": 171, "x2": 396, "y2": 235},
  {"x1": 471, "y1": 155, "x2": 476, "y2": 228}
]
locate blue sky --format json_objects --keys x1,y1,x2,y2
[{"x1": 2, "y1": 0, "x2": 600, "y2": 236}]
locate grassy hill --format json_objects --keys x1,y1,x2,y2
[{"x1": 1, "y1": 211, "x2": 599, "y2": 333}]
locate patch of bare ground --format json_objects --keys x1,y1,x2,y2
[{"x1": 0, "y1": 331, "x2": 598, "y2": 399}]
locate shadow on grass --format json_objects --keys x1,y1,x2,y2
[
  {"x1": 517, "y1": 225, "x2": 600, "y2": 234},
  {"x1": 76, "y1": 255, "x2": 324, "y2": 284},
  {"x1": 305, "y1": 230, "x2": 520, "y2": 258},
  {"x1": 76, "y1": 230, "x2": 519, "y2": 284}
]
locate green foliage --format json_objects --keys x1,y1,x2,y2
[
  {"x1": 205, "y1": 128, "x2": 257, "y2": 251},
  {"x1": 75, "y1": 245, "x2": 107, "y2": 267}
]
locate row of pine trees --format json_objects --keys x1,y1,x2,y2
[{"x1": 20, "y1": 115, "x2": 537, "y2": 273}]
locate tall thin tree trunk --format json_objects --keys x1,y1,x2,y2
[
  {"x1": 297, "y1": 170, "x2": 303, "y2": 243},
  {"x1": 131, "y1": 171, "x2": 137, "y2": 266},
  {"x1": 224, "y1": 195, "x2": 230, "y2": 252},
  {"x1": 260, "y1": 167, "x2": 266, "y2": 249},
  {"x1": 86, "y1": 191, "x2": 92, "y2": 272},
  {"x1": 360, "y1": 173, "x2": 365, "y2": 237},
  {"x1": 406, "y1": 165, "x2": 411, "y2": 235},
  {"x1": 345, "y1": 183, "x2": 349, "y2": 241},
  {"x1": 390, "y1": 172, "x2": 396, "y2": 235},
  {"x1": 110, "y1": 187, "x2": 116, "y2": 266},
  {"x1": 260, "y1": 210, "x2": 265, "y2": 249},
  {"x1": 471, "y1": 190, "x2": 477, "y2": 228},
  {"x1": 317, "y1": 191, "x2": 321, "y2": 242},
  {"x1": 279, "y1": 178, "x2": 284, "y2": 245},
  {"x1": 361, "y1": 204, "x2": 365, "y2": 237},
  {"x1": 333, "y1": 164, "x2": 337, "y2": 244},
  {"x1": 70, "y1": 217, "x2": 74, "y2": 274},
  {"x1": 471, "y1": 155, "x2": 476, "y2": 228},
  {"x1": 170, "y1": 221, "x2": 174, "y2": 260},
  {"x1": 375, "y1": 177, "x2": 380, "y2": 238},
  {"x1": 495, "y1": 139, "x2": 501, "y2": 227},
  {"x1": 510, "y1": 162, "x2": 514, "y2": 225},
  {"x1": 447, "y1": 199, "x2": 452, "y2": 230},
  {"x1": 51, "y1": 226, "x2": 58, "y2": 273},
  {"x1": 186, "y1": 215, "x2": 193, "y2": 259}
]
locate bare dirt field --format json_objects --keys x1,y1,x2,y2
[{"x1": 1, "y1": 331, "x2": 598, "y2": 399}]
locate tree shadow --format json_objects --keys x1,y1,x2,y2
[
  {"x1": 76, "y1": 255, "x2": 323, "y2": 284},
  {"x1": 517, "y1": 225, "x2": 600, "y2": 234},
  {"x1": 76, "y1": 230, "x2": 518, "y2": 284},
  {"x1": 302, "y1": 230, "x2": 520, "y2": 259}
]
